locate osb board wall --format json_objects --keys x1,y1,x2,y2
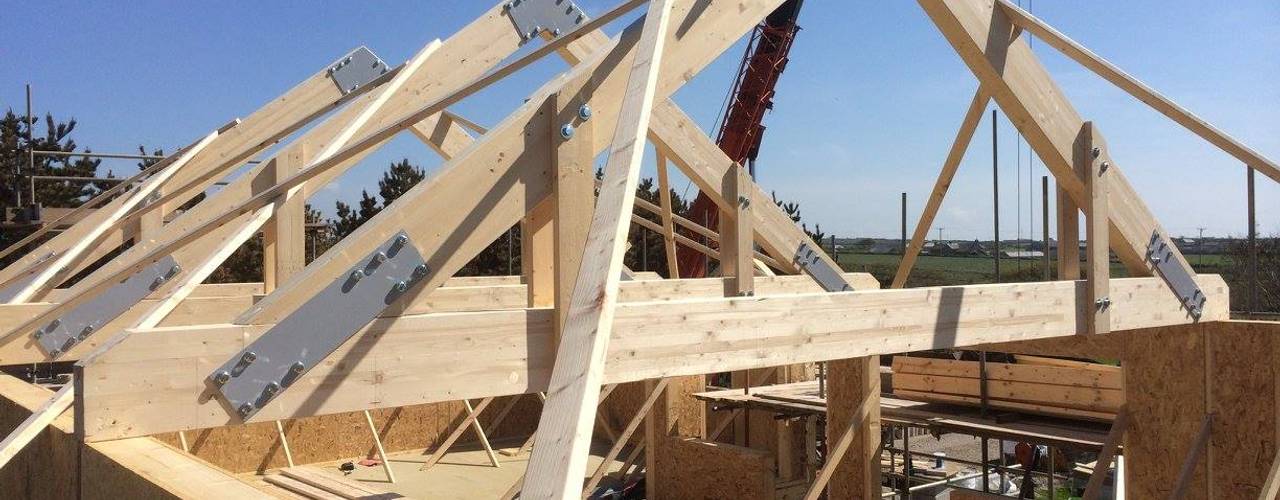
[
  {"x1": 976, "y1": 331, "x2": 1124, "y2": 360},
  {"x1": 153, "y1": 394, "x2": 546, "y2": 473},
  {"x1": 651, "y1": 437, "x2": 773, "y2": 500},
  {"x1": 827, "y1": 357, "x2": 881, "y2": 500},
  {"x1": 0, "y1": 376, "x2": 78, "y2": 499},
  {"x1": 1207, "y1": 321, "x2": 1280, "y2": 499},
  {"x1": 743, "y1": 363, "x2": 815, "y2": 480}
]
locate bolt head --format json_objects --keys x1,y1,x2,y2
[
  {"x1": 50, "y1": 349, "x2": 61, "y2": 358},
  {"x1": 1100, "y1": 161, "x2": 1110, "y2": 172},
  {"x1": 1091, "y1": 147, "x2": 1101, "y2": 158},
  {"x1": 394, "y1": 281, "x2": 408, "y2": 293},
  {"x1": 264, "y1": 382, "x2": 281, "y2": 395},
  {"x1": 395, "y1": 234, "x2": 409, "y2": 246},
  {"x1": 291, "y1": 362, "x2": 306, "y2": 374},
  {"x1": 242, "y1": 351, "x2": 257, "y2": 364},
  {"x1": 413, "y1": 264, "x2": 429, "y2": 278},
  {"x1": 552, "y1": 28, "x2": 562, "y2": 36},
  {"x1": 212, "y1": 371, "x2": 231, "y2": 385},
  {"x1": 350, "y1": 270, "x2": 365, "y2": 282},
  {"x1": 560, "y1": 124, "x2": 575, "y2": 140},
  {"x1": 578, "y1": 104, "x2": 592, "y2": 121},
  {"x1": 373, "y1": 252, "x2": 388, "y2": 264},
  {"x1": 169, "y1": 265, "x2": 182, "y2": 276},
  {"x1": 238, "y1": 403, "x2": 255, "y2": 417},
  {"x1": 32, "y1": 330, "x2": 42, "y2": 339}
]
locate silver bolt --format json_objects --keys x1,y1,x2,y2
[
  {"x1": 413, "y1": 264, "x2": 429, "y2": 278},
  {"x1": 560, "y1": 124, "x2": 575, "y2": 139},
  {"x1": 291, "y1": 361, "x2": 306, "y2": 374},
  {"x1": 1091, "y1": 147, "x2": 1100, "y2": 158},
  {"x1": 264, "y1": 382, "x2": 281, "y2": 395},
  {"x1": 212, "y1": 371, "x2": 231, "y2": 385},
  {"x1": 394, "y1": 281, "x2": 408, "y2": 293},
  {"x1": 152, "y1": 276, "x2": 167, "y2": 288},
  {"x1": 503, "y1": 2, "x2": 513, "y2": 10},
  {"x1": 578, "y1": 104, "x2": 592, "y2": 121},
  {"x1": 552, "y1": 28, "x2": 561, "y2": 36},
  {"x1": 1100, "y1": 161, "x2": 1110, "y2": 173},
  {"x1": 1094, "y1": 298, "x2": 1105, "y2": 308},
  {"x1": 63, "y1": 338, "x2": 76, "y2": 350},
  {"x1": 1190, "y1": 307, "x2": 1202, "y2": 319},
  {"x1": 739, "y1": 195, "x2": 751, "y2": 208},
  {"x1": 242, "y1": 351, "x2": 257, "y2": 364},
  {"x1": 1102, "y1": 297, "x2": 1112, "y2": 308},
  {"x1": 395, "y1": 234, "x2": 409, "y2": 246},
  {"x1": 32, "y1": 330, "x2": 42, "y2": 339},
  {"x1": 238, "y1": 403, "x2": 255, "y2": 417},
  {"x1": 373, "y1": 252, "x2": 388, "y2": 264},
  {"x1": 79, "y1": 326, "x2": 94, "y2": 339},
  {"x1": 350, "y1": 270, "x2": 365, "y2": 282},
  {"x1": 169, "y1": 265, "x2": 182, "y2": 277},
  {"x1": 50, "y1": 349, "x2": 61, "y2": 358}
]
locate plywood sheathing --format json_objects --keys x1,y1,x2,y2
[
  {"x1": 0, "y1": 376, "x2": 77, "y2": 499},
  {"x1": 645, "y1": 375, "x2": 705, "y2": 500},
  {"x1": 827, "y1": 356, "x2": 881, "y2": 499},
  {"x1": 1206, "y1": 321, "x2": 1280, "y2": 499},
  {"x1": 654, "y1": 437, "x2": 774, "y2": 500}
]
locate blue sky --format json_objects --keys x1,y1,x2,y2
[{"x1": 1, "y1": 1, "x2": 1275, "y2": 241}]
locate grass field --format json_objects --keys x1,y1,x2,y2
[{"x1": 835, "y1": 252, "x2": 1231, "y2": 288}]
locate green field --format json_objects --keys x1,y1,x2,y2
[{"x1": 835, "y1": 252, "x2": 1231, "y2": 288}]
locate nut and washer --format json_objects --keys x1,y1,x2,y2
[
  {"x1": 578, "y1": 104, "x2": 592, "y2": 121},
  {"x1": 395, "y1": 234, "x2": 409, "y2": 246},
  {"x1": 1091, "y1": 147, "x2": 1101, "y2": 158},
  {"x1": 560, "y1": 124, "x2": 575, "y2": 140},
  {"x1": 373, "y1": 252, "x2": 388, "y2": 264},
  {"x1": 237, "y1": 403, "x2": 255, "y2": 418},
  {"x1": 350, "y1": 270, "x2": 365, "y2": 282},
  {"x1": 264, "y1": 382, "x2": 281, "y2": 395},
  {"x1": 212, "y1": 371, "x2": 231, "y2": 385},
  {"x1": 290, "y1": 361, "x2": 306, "y2": 374},
  {"x1": 393, "y1": 281, "x2": 408, "y2": 293},
  {"x1": 241, "y1": 351, "x2": 258, "y2": 364},
  {"x1": 413, "y1": 264, "x2": 429, "y2": 278}
]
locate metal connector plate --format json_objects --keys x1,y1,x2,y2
[
  {"x1": 793, "y1": 243, "x2": 853, "y2": 292},
  {"x1": 33, "y1": 255, "x2": 180, "y2": 358},
  {"x1": 504, "y1": 0, "x2": 588, "y2": 42},
  {"x1": 328, "y1": 47, "x2": 390, "y2": 95},
  {"x1": 208, "y1": 231, "x2": 427, "y2": 421},
  {"x1": 1146, "y1": 231, "x2": 1206, "y2": 318}
]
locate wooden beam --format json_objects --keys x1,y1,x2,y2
[
  {"x1": 525, "y1": 0, "x2": 677, "y2": 495},
  {"x1": 1057, "y1": 178, "x2": 1081, "y2": 280},
  {"x1": 554, "y1": 92, "x2": 596, "y2": 339},
  {"x1": 996, "y1": 0, "x2": 1280, "y2": 184},
  {"x1": 802, "y1": 386, "x2": 876, "y2": 500},
  {"x1": 892, "y1": 89, "x2": 989, "y2": 288},
  {"x1": 724, "y1": 165, "x2": 754, "y2": 296},
  {"x1": 919, "y1": 0, "x2": 1195, "y2": 277},
  {"x1": 263, "y1": 143, "x2": 310, "y2": 292},
  {"x1": 1082, "y1": 122, "x2": 1111, "y2": 335},
  {"x1": 363, "y1": 410, "x2": 396, "y2": 483},
  {"x1": 655, "y1": 150, "x2": 680, "y2": 278},
  {"x1": 1082, "y1": 407, "x2": 1128, "y2": 500},
  {"x1": 75, "y1": 275, "x2": 1227, "y2": 441}
]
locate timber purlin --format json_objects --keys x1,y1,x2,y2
[{"x1": 0, "y1": 0, "x2": 1274, "y2": 499}]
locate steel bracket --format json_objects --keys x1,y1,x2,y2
[
  {"x1": 327, "y1": 47, "x2": 390, "y2": 95},
  {"x1": 208, "y1": 231, "x2": 427, "y2": 421},
  {"x1": 793, "y1": 243, "x2": 852, "y2": 292},
  {"x1": 504, "y1": 0, "x2": 588, "y2": 43},
  {"x1": 32, "y1": 255, "x2": 180, "y2": 358},
  {"x1": 1146, "y1": 231, "x2": 1207, "y2": 318}
]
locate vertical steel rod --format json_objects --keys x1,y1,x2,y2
[
  {"x1": 1042, "y1": 176, "x2": 1050, "y2": 281},
  {"x1": 992, "y1": 109, "x2": 1001, "y2": 282},
  {"x1": 25, "y1": 83, "x2": 34, "y2": 206},
  {"x1": 1248, "y1": 165, "x2": 1258, "y2": 313},
  {"x1": 981, "y1": 436, "x2": 991, "y2": 492},
  {"x1": 901, "y1": 192, "x2": 908, "y2": 256}
]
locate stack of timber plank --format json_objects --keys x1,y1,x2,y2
[
  {"x1": 263, "y1": 467, "x2": 402, "y2": 500},
  {"x1": 891, "y1": 355, "x2": 1122, "y2": 421}
]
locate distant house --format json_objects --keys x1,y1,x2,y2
[
  {"x1": 1003, "y1": 250, "x2": 1045, "y2": 259},
  {"x1": 955, "y1": 240, "x2": 987, "y2": 256}
]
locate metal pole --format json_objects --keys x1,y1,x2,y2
[
  {"x1": 25, "y1": 83, "x2": 34, "y2": 207},
  {"x1": 1042, "y1": 176, "x2": 1050, "y2": 281},
  {"x1": 981, "y1": 436, "x2": 991, "y2": 492},
  {"x1": 901, "y1": 192, "x2": 908, "y2": 256},
  {"x1": 1047, "y1": 445, "x2": 1055, "y2": 498},
  {"x1": 992, "y1": 109, "x2": 1001, "y2": 283},
  {"x1": 979, "y1": 351, "x2": 989, "y2": 417},
  {"x1": 1249, "y1": 165, "x2": 1258, "y2": 313}
]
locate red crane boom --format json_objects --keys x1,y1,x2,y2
[{"x1": 676, "y1": 0, "x2": 804, "y2": 278}]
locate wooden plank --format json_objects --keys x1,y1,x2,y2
[
  {"x1": 463, "y1": 399, "x2": 501, "y2": 468},
  {"x1": 996, "y1": 0, "x2": 1280, "y2": 183},
  {"x1": 655, "y1": 150, "x2": 680, "y2": 278},
  {"x1": 265, "y1": 474, "x2": 345, "y2": 500},
  {"x1": 0, "y1": 384, "x2": 73, "y2": 470},
  {"x1": 1259, "y1": 451, "x2": 1280, "y2": 500},
  {"x1": 280, "y1": 466, "x2": 392, "y2": 499},
  {"x1": 892, "y1": 356, "x2": 1122, "y2": 390},
  {"x1": 420, "y1": 397, "x2": 494, "y2": 470},
  {"x1": 724, "y1": 165, "x2": 754, "y2": 296},
  {"x1": 893, "y1": 372, "x2": 1122, "y2": 413},
  {"x1": 1081, "y1": 407, "x2": 1127, "y2": 500},
  {"x1": 919, "y1": 0, "x2": 1194, "y2": 277},
  {"x1": 892, "y1": 89, "x2": 989, "y2": 288},
  {"x1": 1081, "y1": 122, "x2": 1110, "y2": 335},
  {"x1": 525, "y1": 0, "x2": 677, "y2": 495},
  {"x1": 263, "y1": 142, "x2": 310, "y2": 293},
  {"x1": 76, "y1": 275, "x2": 1226, "y2": 440},
  {"x1": 582, "y1": 379, "x2": 669, "y2": 497},
  {"x1": 275, "y1": 420, "x2": 295, "y2": 468},
  {"x1": 363, "y1": 410, "x2": 396, "y2": 483},
  {"x1": 893, "y1": 389, "x2": 1115, "y2": 421}
]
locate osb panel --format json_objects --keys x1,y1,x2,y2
[
  {"x1": 976, "y1": 331, "x2": 1124, "y2": 360},
  {"x1": 0, "y1": 376, "x2": 78, "y2": 500},
  {"x1": 80, "y1": 445, "x2": 177, "y2": 500},
  {"x1": 154, "y1": 395, "x2": 542, "y2": 473},
  {"x1": 1123, "y1": 324, "x2": 1208, "y2": 500},
  {"x1": 652, "y1": 437, "x2": 773, "y2": 500},
  {"x1": 828, "y1": 357, "x2": 880, "y2": 500},
  {"x1": 1209, "y1": 321, "x2": 1280, "y2": 499}
]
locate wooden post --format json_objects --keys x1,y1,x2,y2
[
  {"x1": 722, "y1": 164, "x2": 754, "y2": 297},
  {"x1": 263, "y1": 142, "x2": 309, "y2": 292},
  {"x1": 655, "y1": 150, "x2": 680, "y2": 278},
  {"x1": 554, "y1": 92, "x2": 595, "y2": 340},
  {"x1": 1080, "y1": 122, "x2": 1110, "y2": 335},
  {"x1": 1057, "y1": 177, "x2": 1081, "y2": 281},
  {"x1": 363, "y1": 410, "x2": 396, "y2": 483}
]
